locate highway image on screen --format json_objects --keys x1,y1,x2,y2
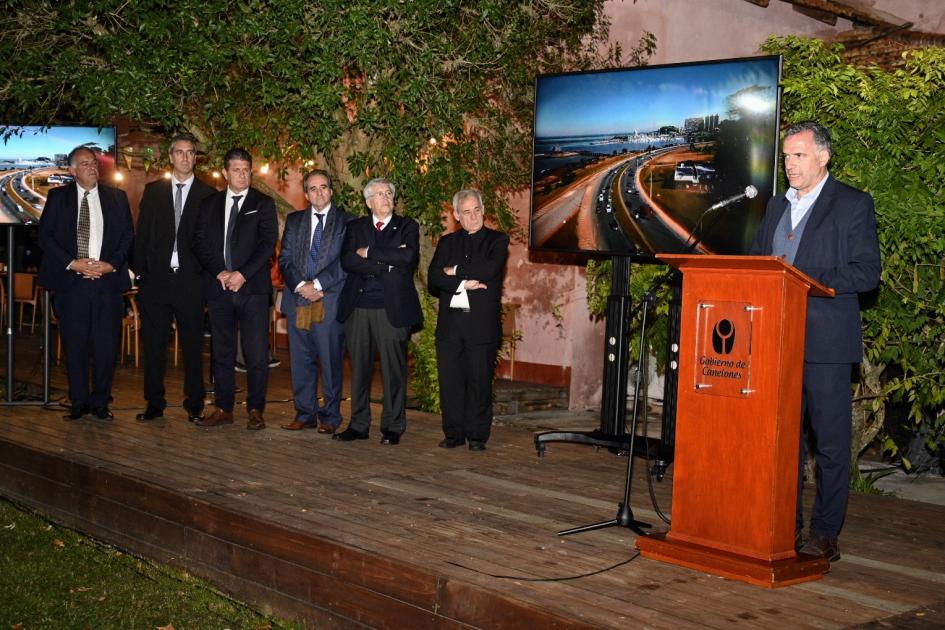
[
  {"x1": 529, "y1": 58, "x2": 780, "y2": 256},
  {"x1": 0, "y1": 126, "x2": 116, "y2": 225}
]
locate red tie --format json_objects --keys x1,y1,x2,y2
[{"x1": 375, "y1": 221, "x2": 383, "y2": 231}]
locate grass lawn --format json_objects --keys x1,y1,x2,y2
[{"x1": 0, "y1": 498, "x2": 299, "y2": 629}]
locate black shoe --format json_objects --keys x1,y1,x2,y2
[
  {"x1": 438, "y1": 438, "x2": 465, "y2": 449},
  {"x1": 63, "y1": 404, "x2": 90, "y2": 421},
  {"x1": 235, "y1": 362, "x2": 247, "y2": 373},
  {"x1": 380, "y1": 431, "x2": 401, "y2": 446},
  {"x1": 91, "y1": 406, "x2": 114, "y2": 421},
  {"x1": 187, "y1": 410, "x2": 205, "y2": 423},
  {"x1": 267, "y1": 357, "x2": 281, "y2": 368},
  {"x1": 468, "y1": 440, "x2": 487, "y2": 451},
  {"x1": 798, "y1": 534, "x2": 840, "y2": 562},
  {"x1": 333, "y1": 427, "x2": 369, "y2": 442},
  {"x1": 135, "y1": 406, "x2": 164, "y2": 422}
]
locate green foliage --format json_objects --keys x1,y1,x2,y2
[
  {"x1": 0, "y1": 498, "x2": 294, "y2": 628},
  {"x1": 849, "y1": 467, "x2": 893, "y2": 496},
  {"x1": 762, "y1": 36, "x2": 945, "y2": 460},
  {"x1": 586, "y1": 259, "x2": 674, "y2": 370},
  {"x1": 0, "y1": 1, "x2": 655, "y2": 413},
  {"x1": 410, "y1": 291, "x2": 441, "y2": 414},
  {"x1": 0, "y1": 0, "x2": 628, "y2": 230}
]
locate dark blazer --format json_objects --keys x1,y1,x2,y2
[
  {"x1": 428, "y1": 226, "x2": 510, "y2": 344},
  {"x1": 279, "y1": 203, "x2": 355, "y2": 317},
  {"x1": 193, "y1": 186, "x2": 278, "y2": 299},
  {"x1": 38, "y1": 182, "x2": 134, "y2": 294},
  {"x1": 338, "y1": 213, "x2": 423, "y2": 329},
  {"x1": 134, "y1": 177, "x2": 216, "y2": 296},
  {"x1": 750, "y1": 175, "x2": 881, "y2": 363}
]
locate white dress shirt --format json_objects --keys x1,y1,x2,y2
[
  {"x1": 77, "y1": 184, "x2": 103, "y2": 260},
  {"x1": 787, "y1": 172, "x2": 829, "y2": 229},
  {"x1": 295, "y1": 204, "x2": 331, "y2": 292},
  {"x1": 170, "y1": 174, "x2": 195, "y2": 268}
]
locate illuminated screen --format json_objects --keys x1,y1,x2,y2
[
  {"x1": 0, "y1": 125, "x2": 117, "y2": 225},
  {"x1": 529, "y1": 56, "x2": 782, "y2": 260}
]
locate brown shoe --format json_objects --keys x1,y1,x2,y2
[
  {"x1": 798, "y1": 534, "x2": 840, "y2": 562},
  {"x1": 247, "y1": 409, "x2": 266, "y2": 431},
  {"x1": 195, "y1": 408, "x2": 234, "y2": 427},
  {"x1": 281, "y1": 419, "x2": 315, "y2": 431},
  {"x1": 316, "y1": 422, "x2": 338, "y2": 434}
]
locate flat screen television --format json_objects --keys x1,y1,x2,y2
[
  {"x1": 0, "y1": 125, "x2": 117, "y2": 225},
  {"x1": 529, "y1": 55, "x2": 782, "y2": 260}
]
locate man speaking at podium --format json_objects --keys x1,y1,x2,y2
[{"x1": 750, "y1": 121, "x2": 881, "y2": 561}]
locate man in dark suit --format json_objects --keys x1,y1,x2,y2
[
  {"x1": 133, "y1": 133, "x2": 215, "y2": 423},
  {"x1": 38, "y1": 146, "x2": 134, "y2": 420},
  {"x1": 428, "y1": 189, "x2": 509, "y2": 451},
  {"x1": 750, "y1": 121, "x2": 881, "y2": 561},
  {"x1": 278, "y1": 170, "x2": 354, "y2": 434},
  {"x1": 193, "y1": 148, "x2": 278, "y2": 430},
  {"x1": 334, "y1": 178, "x2": 422, "y2": 445}
]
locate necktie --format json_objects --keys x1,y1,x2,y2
[
  {"x1": 375, "y1": 220, "x2": 383, "y2": 231},
  {"x1": 172, "y1": 183, "x2": 184, "y2": 256},
  {"x1": 77, "y1": 191, "x2": 90, "y2": 259},
  {"x1": 224, "y1": 195, "x2": 242, "y2": 270},
  {"x1": 307, "y1": 212, "x2": 324, "y2": 278}
]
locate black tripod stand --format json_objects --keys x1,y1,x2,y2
[{"x1": 558, "y1": 292, "x2": 655, "y2": 537}]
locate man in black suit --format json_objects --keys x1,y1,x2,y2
[
  {"x1": 750, "y1": 121, "x2": 881, "y2": 561},
  {"x1": 193, "y1": 148, "x2": 278, "y2": 430},
  {"x1": 38, "y1": 146, "x2": 134, "y2": 420},
  {"x1": 334, "y1": 178, "x2": 422, "y2": 445},
  {"x1": 428, "y1": 189, "x2": 509, "y2": 451},
  {"x1": 133, "y1": 133, "x2": 215, "y2": 423},
  {"x1": 278, "y1": 170, "x2": 354, "y2": 434}
]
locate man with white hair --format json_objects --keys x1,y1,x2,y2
[
  {"x1": 335, "y1": 178, "x2": 422, "y2": 445},
  {"x1": 428, "y1": 189, "x2": 509, "y2": 451}
]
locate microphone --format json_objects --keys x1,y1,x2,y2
[{"x1": 706, "y1": 185, "x2": 758, "y2": 212}]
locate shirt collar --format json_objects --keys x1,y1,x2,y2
[
  {"x1": 372, "y1": 214, "x2": 392, "y2": 229},
  {"x1": 77, "y1": 183, "x2": 98, "y2": 196},
  {"x1": 311, "y1": 203, "x2": 331, "y2": 217},
  {"x1": 786, "y1": 172, "x2": 829, "y2": 205},
  {"x1": 172, "y1": 174, "x2": 195, "y2": 187}
]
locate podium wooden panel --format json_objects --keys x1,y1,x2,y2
[{"x1": 636, "y1": 255, "x2": 832, "y2": 588}]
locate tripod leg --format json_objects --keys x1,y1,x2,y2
[
  {"x1": 559, "y1": 519, "x2": 619, "y2": 536},
  {"x1": 555, "y1": 293, "x2": 656, "y2": 539}
]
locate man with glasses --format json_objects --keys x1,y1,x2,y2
[
  {"x1": 334, "y1": 178, "x2": 422, "y2": 445},
  {"x1": 428, "y1": 189, "x2": 509, "y2": 451},
  {"x1": 133, "y1": 133, "x2": 216, "y2": 423},
  {"x1": 38, "y1": 146, "x2": 134, "y2": 421},
  {"x1": 193, "y1": 148, "x2": 278, "y2": 430},
  {"x1": 278, "y1": 170, "x2": 354, "y2": 434}
]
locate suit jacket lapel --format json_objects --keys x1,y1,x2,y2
[
  {"x1": 99, "y1": 186, "x2": 112, "y2": 250},
  {"x1": 319, "y1": 205, "x2": 337, "y2": 259},
  {"x1": 160, "y1": 181, "x2": 177, "y2": 240},
  {"x1": 215, "y1": 192, "x2": 228, "y2": 248},
  {"x1": 794, "y1": 175, "x2": 836, "y2": 266}
]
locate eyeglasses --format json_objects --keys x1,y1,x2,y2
[{"x1": 370, "y1": 190, "x2": 394, "y2": 199}]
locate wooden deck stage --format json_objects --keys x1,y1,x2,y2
[{"x1": 2, "y1": 351, "x2": 945, "y2": 629}]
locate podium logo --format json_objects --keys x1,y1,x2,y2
[{"x1": 712, "y1": 319, "x2": 736, "y2": 354}]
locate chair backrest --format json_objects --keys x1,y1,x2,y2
[
  {"x1": 122, "y1": 292, "x2": 140, "y2": 324},
  {"x1": 14, "y1": 273, "x2": 35, "y2": 301}
]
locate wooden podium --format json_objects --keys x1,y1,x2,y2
[{"x1": 636, "y1": 255, "x2": 832, "y2": 588}]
